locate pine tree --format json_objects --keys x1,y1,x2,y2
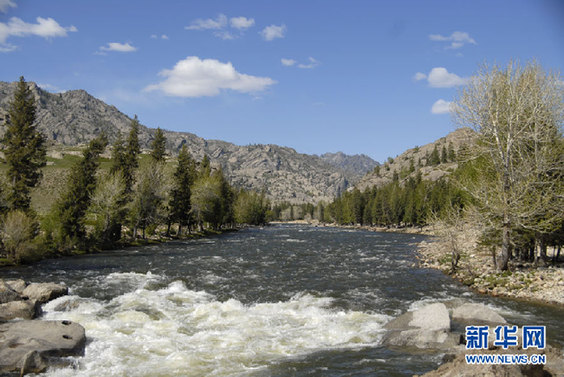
[
  {"x1": 110, "y1": 133, "x2": 126, "y2": 175},
  {"x1": 200, "y1": 155, "x2": 211, "y2": 178},
  {"x1": 168, "y1": 145, "x2": 195, "y2": 236},
  {"x1": 150, "y1": 127, "x2": 167, "y2": 163},
  {"x1": 2, "y1": 76, "x2": 46, "y2": 211},
  {"x1": 440, "y1": 145, "x2": 448, "y2": 163},
  {"x1": 52, "y1": 135, "x2": 108, "y2": 246},
  {"x1": 123, "y1": 115, "x2": 141, "y2": 193}
]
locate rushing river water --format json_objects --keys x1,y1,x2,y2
[{"x1": 1, "y1": 224, "x2": 563, "y2": 376}]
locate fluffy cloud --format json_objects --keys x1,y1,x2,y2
[
  {"x1": 298, "y1": 57, "x2": 320, "y2": 69},
  {"x1": 415, "y1": 67, "x2": 467, "y2": 88},
  {"x1": 145, "y1": 56, "x2": 276, "y2": 97},
  {"x1": 99, "y1": 42, "x2": 137, "y2": 52},
  {"x1": 260, "y1": 24, "x2": 286, "y2": 41},
  {"x1": 429, "y1": 31, "x2": 476, "y2": 49},
  {"x1": 0, "y1": 16, "x2": 77, "y2": 49},
  {"x1": 431, "y1": 99, "x2": 453, "y2": 114},
  {"x1": 0, "y1": 0, "x2": 16, "y2": 13},
  {"x1": 230, "y1": 17, "x2": 255, "y2": 30},
  {"x1": 151, "y1": 34, "x2": 169, "y2": 40},
  {"x1": 185, "y1": 14, "x2": 227, "y2": 30},
  {"x1": 281, "y1": 58, "x2": 296, "y2": 66}
]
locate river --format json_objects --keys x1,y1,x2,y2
[{"x1": 1, "y1": 224, "x2": 562, "y2": 376}]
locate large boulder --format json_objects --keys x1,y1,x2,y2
[
  {"x1": 382, "y1": 303, "x2": 458, "y2": 349},
  {"x1": 22, "y1": 283, "x2": 68, "y2": 304},
  {"x1": 0, "y1": 320, "x2": 86, "y2": 375},
  {"x1": 0, "y1": 279, "x2": 21, "y2": 304},
  {"x1": 452, "y1": 303, "x2": 507, "y2": 326},
  {"x1": 5, "y1": 279, "x2": 27, "y2": 295},
  {"x1": 0, "y1": 300, "x2": 42, "y2": 321}
]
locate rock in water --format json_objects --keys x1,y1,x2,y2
[
  {"x1": 0, "y1": 279, "x2": 21, "y2": 304},
  {"x1": 0, "y1": 320, "x2": 86, "y2": 375},
  {"x1": 452, "y1": 303, "x2": 507, "y2": 325},
  {"x1": 22, "y1": 283, "x2": 68, "y2": 304},
  {"x1": 382, "y1": 303, "x2": 458, "y2": 349},
  {"x1": 0, "y1": 300, "x2": 42, "y2": 321}
]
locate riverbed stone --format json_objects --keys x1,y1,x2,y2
[
  {"x1": 0, "y1": 300, "x2": 42, "y2": 321},
  {"x1": 0, "y1": 279, "x2": 21, "y2": 304},
  {"x1": 5, "y1": 279, "x2": 27, "y2": 295},
  {"x1": 0, "y1": 320, "x2": 86, "y2": 375},
  {"x1": 22, "y1": 283, "x2": 68, "y2": 304},
  {"x1": 382, "y1": 303, "x2": 456, "y2": 349},
  {"x1": 452, "y1": 303, "x2": 507, "y2": 325}
]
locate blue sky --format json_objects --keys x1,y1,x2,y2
[{"x1": 1, "y1": 0, "x2": 563, "y2": 162}]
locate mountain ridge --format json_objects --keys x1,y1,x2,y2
[{"x1": 0, "y1": 80, "x2": 376, "y2": 204}]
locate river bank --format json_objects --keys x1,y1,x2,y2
[{"x1": 415, "y1": 223, "x2": 564, "y2": 307}]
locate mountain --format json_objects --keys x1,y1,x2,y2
[
  {"x1": 355, "y1": 127, "x2": 476, "y2": 191},
  {"x1": 319, "y1": 152, "x2": 378, "y2": 182},
  {"x1": 0, "y1": 80, "x2": 368, "y2": 203}
]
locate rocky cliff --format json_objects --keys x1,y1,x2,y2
[{"x1": 0, "y1": 81, "x2": 372, "y2": 203}]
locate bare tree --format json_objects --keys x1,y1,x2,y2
[{"x1": 453, "y1": 61, "x2": 564, "y2": 271}]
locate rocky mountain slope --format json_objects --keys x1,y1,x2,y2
[
  {"x1": 319, "y1": 152, "x2": 377, "y2": 182},
  {"x1": 0, "y1": 80, "x2": 368, "y2": 203},
  {"x1": 355, "y1": 127, "x2": 476, "y2": 191}
]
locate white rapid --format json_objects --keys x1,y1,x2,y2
[{"x1": 40, "y1": 272, "x2": 390, "y2": 377}]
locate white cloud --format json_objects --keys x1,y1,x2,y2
[
  {"x1": 281, "y1": 58, "x2": 296, "y2": 66},
  {"x1": 213, "y1": 30, "x2": 235, "y2": 40},
  {"x1": 431, "y1": 99, "x2": 453, "y2": 114},
  {"x1": 413, "y1": 72, "x2": 427, "y2": 81},
  {"x1": 0, "y1": 16, "x2": 77, "y2": 49},
  {"x1": 230, "y1": 16, "x2": 254, "y2": 30},
  {"x1": 99, "y1": 42, "x2": 137, "y2": 53},
  {"x1": 427, "y1": 67, "x2": 467, "y2": 87},
  {"x1": 0, "y1": 0, "x2": 16, "y2": 13},
  {"x1": 298, "y1": 57, "x2": 320, "y2": 69},
  {"x1": 38, "y1": 83, "x2": 64, "y2": 93},
  {"x1": 145, "y1": 56, "x2": 276, "y2": 97},
  {"x1": 151, "y1": 34, "x2": 169, "y2": 40},
  {"x1": 429, "y1": 31, "x2": 476, "y2": 49},
  {"x1": 260, "y1": 24, "x2": 286, "y2": 41},
  {"x1": 185, "y1": 14, "x2": 227, "y2": 30}
]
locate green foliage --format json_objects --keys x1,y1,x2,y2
[
  {"x1": 150, "y1": 127, "x2": 167, "y2": 163},
  {"x1": 2, "y1": 76, "x2": 47, "y2": 211},
  {"x1": 168, "y1": 145, "x2": 196, "y2": 234},
  {"x1": 427, "y1": 145, "x2": 440, "y2": 166},
  {"x1": 88, "y1": 173, "x2": 127, "y2": 247},
  {"x1": 1, "y1": 210, "x2": 41, "y2": 263},
  {"x1": 48, "y1": 135, "x2": 107, "y2": 250},
  {"x1": 129, "y1": 162, "x2": 167, "y2": 238},
  {"x1": 234, "y1": 190, "x2": 269, "y2": 225},
  {"x1": 199, "y1": 155, "x2": 211, "y2": 178}
]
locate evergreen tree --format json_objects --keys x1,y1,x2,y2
[
  {"x1": 428, "y1": 145, "x2": 441, "y2": 166},
  {"x1": 440, "y1": 145, "x2": 448, "y2": 163},
  {"x1": 168, "y1": 145, "x2": 195, "y2": 236},
  {"x1": 123, "y1": 115, "x2": 141, "y2": 193},
  {"x1": 447, "y1": 143, "x2": 456, "y2": 162},
  {"x1": 150, "y1": 127, "x2": 167, "y2": 163},
  {"x1": 110, "y1": 133, "x2": 126, "y2": 175},
  {"x1": 2, "y1": 76, "x2": 46, "y2": 211},
  {"x1": 129, "y1": 163, "x2": 167, "y2": 239},
  {"x1": 51, "y1": 135, "x2": 108, "y2": 247},
  {"x1": 199, "y1": 155, "x2": 211, "y2": 178}
]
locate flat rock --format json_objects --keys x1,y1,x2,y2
[
  {"x1": 22, "y1": 283, "x2": 68, "y2": 304},
  {"x1": 383, "y1": 303, "x2": 457, "y2": 349},
  {"x1": 0, "y1": 320, "x2": 86, "y2": 375},
  {"x1": 452, "y1": 303, "x2": 507, "y2": 325},
  {"x1": 0, "y1": 300, "x2": 41, "y2": 321}
]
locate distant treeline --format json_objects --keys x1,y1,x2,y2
[{"x1": 0, "y1": 77, "x2": 270, "y2": 264}]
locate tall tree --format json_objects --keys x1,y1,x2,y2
[
  {"x1": 168, "y1": 145, "x2": 195, "y2": 236},
  {"x1": 123, "y1": 115, "x2": 141, "y2": 193},
  {"x1": 52, "y1": 135, "x2": 108, "y2": 246},
  {"x1": 2, "y1": 76, "x2": 46, "y2": 211},
  {"x1": 454, "y1": 61, "x2": 564, "y2": 270},
  {"x1": 150, "y1": 127, "x2": 167, "y2": 163}
]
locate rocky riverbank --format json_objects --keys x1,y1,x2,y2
[
  {"x1": 416, "y1": 223, "x2": 564, "y2": 307},
  {"x1": 0, "y1": 279, "x2": 86, "y2": 375},
  {"x1": 382, "y1": 302, "x2": 564, "y2": 377}
]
